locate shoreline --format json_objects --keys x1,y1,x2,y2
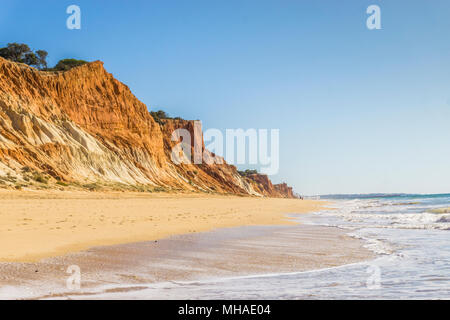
[
  {"x1": 0, "y1": 223, "x2": 374, "y2": 300},
  {"x1": 0, "y1": 190, "x2": 327, "y2": 262}
]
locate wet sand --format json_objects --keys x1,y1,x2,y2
[{"x1": 0, "y1": 223, "x2": 374, "y2": 299}]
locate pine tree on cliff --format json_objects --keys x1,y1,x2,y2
[
  {"x1": 0, "y1": 43, "x2": 31, "y2": 63},
  {"x1": 0, "y1": 43, "x2": 48, "y2": 70},
  {"x1": 36, "y1": 50, "x2": 48, "y2": 70}
]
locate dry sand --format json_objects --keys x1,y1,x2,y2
[{"x1": 0, "y1": 190, "x2": 327, "y2": 262}]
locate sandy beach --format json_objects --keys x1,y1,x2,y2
[
  {"x1": 0, "y1": 190, "x2": 326, "y2": 262},
  {"x1": 0, "y1": 190, "x2": 376, "y2": 299}
]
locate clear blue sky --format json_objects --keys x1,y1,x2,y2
[{"x1": 1, "y1": 0, "x2": 449, "y2": 195}]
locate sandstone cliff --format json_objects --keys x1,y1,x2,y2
[{"x1": 0, "y1": 57, "x2": 298, "y2": 198}]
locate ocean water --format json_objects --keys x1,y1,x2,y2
[
  {"x1": 302, "y1": 193, "x2": 450, "y2": 299},
  {"x1": 87, "y1": 194, "x2": 449, "y2": 300}
]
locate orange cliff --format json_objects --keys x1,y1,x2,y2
[{"x1": 0, "y1": 57, "x2": 299, "y2": 198}]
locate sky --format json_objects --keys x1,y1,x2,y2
[{"x1": 1, "y1": 0, "x2": 449, "y2": 195}]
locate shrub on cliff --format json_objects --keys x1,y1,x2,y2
[
  {"x1": 32, "y1": 173, "x2": 48, "y2": 184},
  {"x1": 237, "y1": 169, "x2": 258, "y2": 177},
  {"x1": 150, "y1": 110, "x2": 170, "y2": 125},
  {"x1": 50, "y1": 58, "x2": 88, "y2": 71},
  {"x1": 150, "y1": 110, "x2": 183, "y2": 125}
]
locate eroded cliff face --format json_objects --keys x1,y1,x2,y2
[
  {"x1": 241, "y1": 173, "x2": 295, "y2": 198},
  {"x1": 0, "y1": 57, "x2": 298, "y2": 198}
]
